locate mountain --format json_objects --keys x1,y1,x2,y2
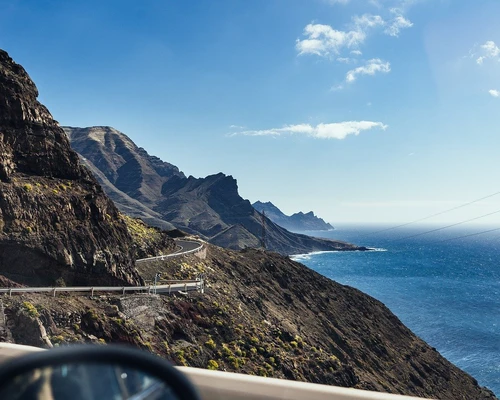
[
  {"x1": 0, "y1": 49, "x2": 142, "y2": 287},
  {"x1": 253, "y1": 201, "x2": 334, "y2": 232},
  {"x1": 64, "y1": 126, "x2": 364, "y2": 255}
]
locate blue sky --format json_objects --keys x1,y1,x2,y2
[{"x1": 1, "y1": 0, "x2": 500, "y2": 224}]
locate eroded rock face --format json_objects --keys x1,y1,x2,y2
[{"x1": 0, "y1": 49, "x2": 141, "y2": 286}]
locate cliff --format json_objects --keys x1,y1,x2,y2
[
  {"x1": 64, "y1": 126, "x2": 363, "y2": 255},
  {"x1": 253, "y1": 201, "x2": 334, "y2": 232},
  {"x1": 0, "y1": 49, "x2": 141, "y2": 286}
]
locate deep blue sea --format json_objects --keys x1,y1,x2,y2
[{"x1": 292, "y1": 225, "x2": 500, "y2": 396}]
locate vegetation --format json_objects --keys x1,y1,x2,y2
[{"x1": 22, "y1": 301, "x2": 39, "y2": 318}]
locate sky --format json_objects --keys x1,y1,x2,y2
[{"x1": 1, "y1": 0, "x2": 500, "y2": 225}]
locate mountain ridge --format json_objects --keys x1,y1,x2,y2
[
  {"x1": 64, "y1": 126, "x2": 364, "y2": 255},
  {"x1": 253, "y1": 200, "x2": 334, "y2": 232}
]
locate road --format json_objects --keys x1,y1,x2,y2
[{"x1": 135, "y1": 239, "x2": 203, "y2": 263}]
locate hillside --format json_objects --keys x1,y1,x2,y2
[
  {"x1": 0, "y1": 49, "x2": 143, "y2": 287},
  {"x1": 253, "y1": 201, "x2": 334, "y2": 232},
  {"x1": 2, "y1": 245, "x2": 496, "y2": 399},
  {"x1": 64, "y1": 126, "x2": 363, "y2": 255}
]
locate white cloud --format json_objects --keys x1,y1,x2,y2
[
  {"x1": 229, "y1": 124, "x2": 245, "y2": 129},
  {"x1": 296, "y1": 23, "x2": 365, "y2": 56},
  {"x1": 489, "y1": 89, "x2": 500, "y2": 97},
  {"x1": 475, "y1": 41, "x2": 500, "y2": 64},
  {"x1": 353, "y1": 14, "x2": 385, "y2": 30},
  {"x1": 230, "y1": 121, "x2": 388, "y2": 140},
  {"x1": 350, "y1": 50, "x2": 363, "y2": 56},
  {"x1": 482, "y1": 41, "x2": 500, "y2": 57},
  {"x1": 384, "y1": 9, "x2": 413, "y2": 37},
  {"x1": 346, "y1": 59, "x2": 391, "y2": 82},
  {"x1": 337, "y1": 57, "x2": 352, "y2": 63}
]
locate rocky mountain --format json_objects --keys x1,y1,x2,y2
[
  {"x1": 2, "y1": 245, "x2": 496, "y2": 399},
  {"x1": 64, "y1": 126, "x2": 363, "y2": 255},
  {"x1": 253, "y1": 201, "x2": 334, "y2": 232},
  {"x1": 0, "y1": 49, "x2": 143, "y2": 287}
]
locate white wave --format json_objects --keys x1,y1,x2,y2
[{"x1": 290, "y1": 247, "x2": 387, "y2": 261}]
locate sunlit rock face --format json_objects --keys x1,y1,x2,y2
[{"x1": 0, "y1": 49, "x2": 141, "y2": 287}]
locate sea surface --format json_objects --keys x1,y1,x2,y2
[{"x1": 291, "y1": 225, "x2": 500, "y2": 396}]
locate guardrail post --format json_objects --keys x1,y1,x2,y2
[
  {"x1": 122, "y1": 287, "x2": 125, "y2": 295},
  {"x1": 168, "y1": 284, "x2": 171, "y2": 295},
  {"x1": 8, "y1": 288, "x2": 12, "y2": 297},
  {"x1": 91, "y1": 287, "x2": 94, "y2": 298},
  {"x1": 184, "y1": 283, "x2": 187, "y2": 292},
  {"x1": 53, "y1": 288, "x2": 56, "y2": 297}
]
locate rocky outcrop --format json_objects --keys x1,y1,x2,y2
[
  {"x1": 64, "y1": 126, "x2": 362, "y2": 255},
  {"x1": 0, "y1": 49, "x2": 141, "y2": 286},
  {"x1": 253, "y1": 201, "x2": 334, "y2": 232}
]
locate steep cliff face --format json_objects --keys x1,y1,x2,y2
[
  {"x1": 253, "y1": 201, "x2": 334, "y2": 232},
  {"x1": 64, "y1": 126, "x2": 363, "y2": 255},
  {"x1": 0, "y1": 49, "x2": 141, "y2": 286}
]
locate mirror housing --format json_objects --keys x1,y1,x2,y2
[{"x1": 0, "y1": 344, "x2": 200, "y2": 400}]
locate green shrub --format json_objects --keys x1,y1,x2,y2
[
  {"x1": 221, "y1": 344, "x2": 232, "y2": 357},
  {"x1": 23, "y1": 184, "x2": 33, "y2": 192},
  {"x1": 228, "y1": 356, "x2": 240, "y2": 368},
  {"x1": 205, "y1": 338, "x2": 216, "y2": 350},
  {"x1": 22, "y1": 301, "x2": 39, "y2": 318},
  {"x1": 207, "y1": 360, "x2": 219, "y2": 370}
]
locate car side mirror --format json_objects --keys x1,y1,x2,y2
[{"x1": 0, "y1": 345, "x2": 201, "y2": 400}]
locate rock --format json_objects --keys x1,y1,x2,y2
[{"x1": 0, "y1": 49, "x2": 140, "y2": 286}]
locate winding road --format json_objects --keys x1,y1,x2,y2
[{"x1": 135, "y1": 239, "x2": 204, "y2": 264}]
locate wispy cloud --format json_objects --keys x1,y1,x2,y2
[
  {"x1": 229, "y1": 124, "x2": 245, "y2": 129},
  {"x1": 346, "y1": 59, "x2": 391, "y2": 83},
  {"x1": 353, "y1": 14, "x2": 385, "y2": 30},
  {"x1": 475, "y1": 41, "x2": 500, "y2": 64},
  {"x1": 489, "y1": 89, "x2": 500, "y2": 98},
  {"x1": 229, "y1": 121, "x2": 388, "y2": 140},
  {"x1": 296, "y1": 23, "x2": 365, "y2": 56},
  {"x1": 384, "y1": 10, "x2": 413, "y2": 37}
]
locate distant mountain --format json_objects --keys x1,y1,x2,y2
[
  {"x1": 253, "y1": 201, "x2": 334, "y2": 232},
  {"x1": 64, "y1": 126, "x2": 364, "y2": 255}
]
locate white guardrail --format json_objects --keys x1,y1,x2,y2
[
  {"x1": 135, "y1": 241, "x2": 204, "y2": 264},
  {"x1": 0, "y1": 279, "x2": 205, "y2": 297}
]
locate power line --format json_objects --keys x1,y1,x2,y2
[
  {"x1": 359, "y1": 190, "x2": 500, "y2": 238},
  {"x1": 390, "y1": 209, "x2": 500, "y2": 242},
  {"x1": 437, "y1": 227, "x2": 500, "y2": 243}
]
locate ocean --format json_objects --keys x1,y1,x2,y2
[{"x1": 291, "y1": 225, "x2": 500, "y2": 396}]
